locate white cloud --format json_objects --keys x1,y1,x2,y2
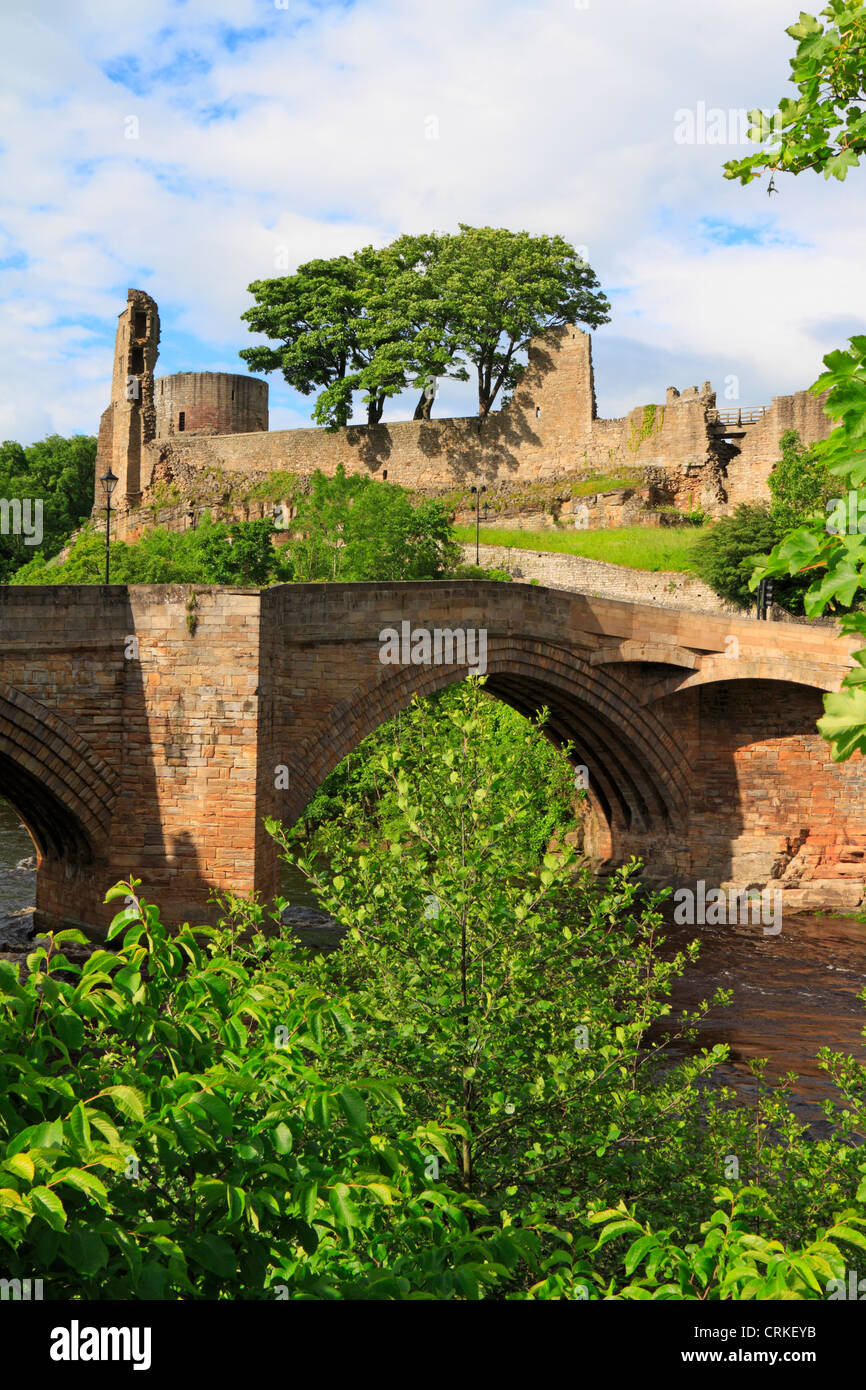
[{"x1": 0, "y1": 0, "x2": 862, "y2": 442}]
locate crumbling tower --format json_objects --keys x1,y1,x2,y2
[{"x1": 94, "y1": 289, "x2": 160, "y2": 510}]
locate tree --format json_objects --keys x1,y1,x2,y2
[
  {"x1": 240, "y1": 255, "x2": 364, "y2": 429},
  {"x1": 722, "y1": 1, "x2": 866, "y2": 760},
  {"x1": 767, "y1": 427, "x2": 833, "y2": 530},
  {"x1": 429, "y1": 225, "x2": 610, "y2": 418},
  {"x1": 691, "y1": 504, "x2": 789, "y2": 610},
  {"x1": 0, "y1": 434, "x2": 96, "y2": 583},
  {"x1": 288, "y1": 467, "x2": 460, "y2": 582},
  {"x1": 239, "y1": 227, "x2": 610, "y2": 427},
  {"x1": 267, "y1": 679, "x2": 725, "y2": 1223},
  {"x1": 240, "y1": 238, "x2": 465, "y2": 429},
  {"x1": 197, "y1": 518, "x2": 290, "y2": 587}
]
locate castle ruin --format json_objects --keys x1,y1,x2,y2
[{"x1": 94, "y1": 289, "x2": 833, "y2": 538}]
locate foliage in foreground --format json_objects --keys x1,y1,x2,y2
[
  {"x1": 723, "y1": 0, "x2": 866, "y2": 760},
  {"x1": 0, "y1": 883, "x2": 536, "y2": 1299},
  {"x1": 263, "y1": 679, "x2": 866, "y2": 1296},
  {"x1": 5, "y1": 681, "x2": 866, "y2": 1298}
]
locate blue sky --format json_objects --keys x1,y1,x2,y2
[{"x1": 0, "y1": 0, "x2": 863, "y2": 445}]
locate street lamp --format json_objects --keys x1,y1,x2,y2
[
  {"x1": 470, "y1": 484, "x2": 487, "y2": 564},
  {"x1": 99, "y1": 468, "x2": 118, "y2": 585}
]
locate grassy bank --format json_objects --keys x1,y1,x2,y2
[{"x1": 453, "y1": 524, "x2": 707, "y2": 573}]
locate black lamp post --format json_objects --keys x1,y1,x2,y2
[
  {"x1": 470, "y1": 484, "x2": 487, "y2": 564},
  {"x1": 99, "y1": 468, "x2": 118, "y2": 585}
]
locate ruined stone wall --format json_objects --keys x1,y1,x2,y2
[
  {"x1": 109, "y1": 325, "x2": 734, "y2": 538},
  {"x1": 93, "y1": 290, "x2": 837, "y2": 540},
  {"x1": 154, "y1": 372, "x2": 268, "y2": 440},
  {"x1": 95, "y1": 289, "x2": 160, "y2": 507},
  {"x1": 723, "y1": 389, "x2": 833, "y2": 507}
]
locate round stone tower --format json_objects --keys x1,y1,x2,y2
[{"x1": 154, "y1": 372, "x2": 268, "y2": 438}]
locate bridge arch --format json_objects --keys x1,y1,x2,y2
[
  {"x1": 0, "y1": 682, "x2": 119, "y2": 864},
  {"x1": 280, "y1": 638, "x2": 693, "y2": 866}
]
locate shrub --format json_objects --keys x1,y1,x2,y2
[
  {"x1": 0, "y1": 881, "x2": 532, "y2": 1298},
  {"x1": 691, "y1": 503, "x2": 815, "y2": 611}
]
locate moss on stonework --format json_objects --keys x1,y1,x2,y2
[{"x1": 627, "y1": 404, "x2": 664, "y2": 454}]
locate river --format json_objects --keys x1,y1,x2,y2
[{"x1": 2, "y1": 797, "x2": 864, "y2": 1120}]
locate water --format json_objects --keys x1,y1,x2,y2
[
  {"x1": 2, "y1": 796, "x2": 865, "y2": 1118},
  {"x1": 659, "y1": 907, "x2": 866, "y2": 1120},
  {"x1": 0, "y1": 797, "x2": 36, "y2": 922}
]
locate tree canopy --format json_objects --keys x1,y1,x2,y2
[
  {"x1": 240, "y1": 225, "x2": 609, "y2": 428},
  {"x1": 0, "y1": 434, "x2": 96, "y2": 583}
]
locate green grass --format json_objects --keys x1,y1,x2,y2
[
  {"x1": 453, "y1": 524, "x2": 708, "y2": 573},
  {"x1": 568, "y1": 469, "x2": 645, "y2": 498}
]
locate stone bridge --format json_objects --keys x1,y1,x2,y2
[{"x1": 0, "y1": 582, "x2": 863, "y2": 934}]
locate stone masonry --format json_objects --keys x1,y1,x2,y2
[
  {"x1": 0, "y1": 582, "x2": 861, "y2": 933},
  {"x1": 94, "y1": 290, "x2": 835, "y2": 538}
]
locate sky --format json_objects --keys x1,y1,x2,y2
[{"x1": 0, "y1": 0, "x2": 863, "y2": 444}]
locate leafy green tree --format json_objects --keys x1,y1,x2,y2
[
  {"x1": 240, "y1": 227, "x2": 609, "y2": 426},
  {"x1": 767, "y1": 427, "x2": 833, "y2": 530},
  {"x1": 428, "y1": 225, "x2": 610, "y2": 418},
  {"x1": 299, "y1": 685, "x2": 574, "y2": 845},
  {"x1": 240, "y1": 255, "x2": 365, "y2": 429},
  {"x1": 691, "y1": 505, "x2": 785, "y2": 610},
  {"x1": 289, "y1": 467, "x2": 460, "y2": 582},
  {"x1": 0, "y1": 434, "x2": 96, "y2": 582},
  {"x1": 267, "y1": 679, "x2": 726, "y2": 1239},
  {"x1": 240, "y1": 238, "x2": 465, "y2": 429},
  {"x1": 722, "y1": 0, "x2": 866, "y2": 760},
  {"x1": 197, "y1": 518, "x2": 291, "y2": 587}
]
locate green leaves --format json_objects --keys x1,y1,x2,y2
[
  {"x1": 0, "y1": 870, "x2": 535, "y2": 1301},
  {"x1": 101, "y1": 1085, "x2": 146, "y2": 1123},
  {"x1": 724, "y1": 3, "x2": 866, "y2": 186},
  {"x1": 240, "y1": 226, "x2": 609, "y2": 425},
  {"x1": 328, "y1": 1182, "x2": 361, "y2": 1229},
  {"x1": 30, "y1": 1186, "x2": 67, "y2": 1231},
  {"x1": 818, "y1": 684, "x2": 866, "y2": 759},
  {"x1": 337, "y1": 1087, "x2": 368, "y2": 1131}
]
